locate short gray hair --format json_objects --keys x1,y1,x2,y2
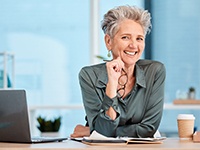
[{"x1": 101, "y1": 5, "x2": 152, "y2": 38}]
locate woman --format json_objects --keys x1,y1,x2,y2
[{"x1": 71, "y1": 5, "x2": 165, "y2": 138}]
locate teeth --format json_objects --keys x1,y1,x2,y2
[{"x1": 124, "y1": 51, "x2": 136, "y2": 56}]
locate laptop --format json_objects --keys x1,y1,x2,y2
[{"x1": 0, "y1": 89, "x2": 68, "y2": 143}]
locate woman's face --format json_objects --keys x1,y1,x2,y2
[{"x1": 105, "y1": 19, "x2": 145, "y2": 67}]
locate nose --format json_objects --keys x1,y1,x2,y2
[{"x1": 129, "y1": 40, "x2": 137, "y2": 48}]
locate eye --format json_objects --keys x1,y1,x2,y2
[
  {"x1": 137, "y1": 37, "x2": 144, "y2": 41},
  {"x1": 121, "y1": 36, "x2": 130, "y2": 40}
]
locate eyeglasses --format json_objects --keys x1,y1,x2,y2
[{"x1": 117, "y1": 68, "x2": 128, "y2": 99}]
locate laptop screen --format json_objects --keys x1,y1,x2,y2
[
  {"x1": 0, "y1": 90, "x2": 32, "y2": 143},
  {"x1": 0, "y1": 89, "x2": 68, "y2": 143}
]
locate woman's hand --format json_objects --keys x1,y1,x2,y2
[
  {"x1": 70, "y1": 124, "x2": 90, "y2": 138},
  {"x1": 106, "y1": 57, "x2": 124, "y2": 98},
  {"x1": 105, "y1": 57, "x2": 124, "y2": 120}
]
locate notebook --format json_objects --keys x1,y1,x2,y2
[
  {"x1": 0, "y1": 89, "x2": 68, "y2": 143},
  {"x1": 72, "y1": 130, "x2": 166, "y2": 146}
]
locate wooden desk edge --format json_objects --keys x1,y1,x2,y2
[{"x1": 1, "y1": 138, "x2": 200, "y2": 150}]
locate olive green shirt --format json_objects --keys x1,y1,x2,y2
[{"x1": 79, "y1": 59, "x2": 166, "y2": 138}]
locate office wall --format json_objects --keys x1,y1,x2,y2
[
  {"x1": 0, "y1": 0, "x2": 144, "y2": 136},
  {"x1": 0, "y1": 0, "x2": 90, "y2": 136},
  {"x1": 152, "y1": 0, "x2": 200, "y2": 133},
  {"x1": 2, "y1": 0, "x2": 197, "y2": 136}
]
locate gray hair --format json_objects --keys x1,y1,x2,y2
[{"x1": 101, "y1": 5, "x2": 152, "y2": 38}]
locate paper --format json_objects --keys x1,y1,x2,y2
[
  {"x1": 82, "y1": 131, "x2": 166, "y2": 145},
  {"x1": 86, "y1": 130, "x2": 120, "y2": 140},
  {"x1": 83, "y1": 131, "x2": 126, "y2": 144}
]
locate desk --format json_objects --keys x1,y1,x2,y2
[{"x1": 0, "y1": 138, "x2": 200, "y2": 150}]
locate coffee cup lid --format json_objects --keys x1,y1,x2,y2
[{"x1": 177, "y1": 114, "x2": 195, "y2": 120}]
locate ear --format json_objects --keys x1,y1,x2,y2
[{"x1": 104, "y1": 34, "x2": 112, "y2": 50}]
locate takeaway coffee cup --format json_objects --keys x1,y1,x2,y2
[{"x1": 177, "y1": 114, "x2": 195, "y2": 139}]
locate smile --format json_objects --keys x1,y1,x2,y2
[{"x1": 124, "y1": 51, "x2": 137, "y2": 56}]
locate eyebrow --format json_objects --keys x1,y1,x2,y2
[
  {"x1": 120, "y1": 33, "x2": 144, "y2": 38},
  {"x1": 138, "y1": 35, "x2": 145, "y2": 38}
]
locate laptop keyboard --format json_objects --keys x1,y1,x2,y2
[{"x1": 31, "y1": 136, "x2": 68, "y2": 143}]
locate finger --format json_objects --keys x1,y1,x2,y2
[
  {"x1": 106, "y1": 57, "x2": 123, "y2": 73},
  {"x1": 111, "y1": 57, "x2": 123, "y2": 72},
  {"x1": 116, "y1": 57, "x2": 125, "y2": 69},
  {"x1": 114, "y1": 64, "x2": 121, "y2": 72}
]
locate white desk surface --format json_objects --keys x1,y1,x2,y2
[{"x1": 0, "y1": 138, "x2": 200, "y2": 150}]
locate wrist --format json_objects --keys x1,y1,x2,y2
[{"x1": 106, "y1": 82, "x2": 117, "y2": 98}]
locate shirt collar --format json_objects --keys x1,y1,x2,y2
[
  {"x1": 96, "y1": 62, "x2": 146, "y2": 88},
  {"x1": 96, "y1": 64, "x2": 108, "y2": 88},
  {"x1": 135, "y1": 63, "x2": 146, "y2": 88}
]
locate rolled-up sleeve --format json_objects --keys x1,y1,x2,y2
[{"x1": 79, "y1": 67, "x2": 121, "y2": 137}]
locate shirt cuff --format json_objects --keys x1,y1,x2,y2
[{"x1": 101, "y1": 94, "x2": 119, "y2": 113}]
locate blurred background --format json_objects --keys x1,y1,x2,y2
[{"x1": 0, "y1": 0, "x2": 200, "y2": 137}]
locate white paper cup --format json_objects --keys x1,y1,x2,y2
[{"x1": 177, "y1": 114, "x2": 195, "y2": 139}]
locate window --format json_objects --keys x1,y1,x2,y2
[
  {"x1": 0, "y1": 0, "x2": 90, "y2": 136},
  {"x1": 151, "y1": 0, "x2": 200, "y2": 134}
]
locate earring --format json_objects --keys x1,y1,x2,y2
[{"x1": 107, "y1": 50, "x2": 111, "y2": 58}]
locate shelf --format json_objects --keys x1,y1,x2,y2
[
  {"x1": 29, "y1": 103, "x2": 200, "y2": 111},
  {"x1": 28, "y1": 104, "x2": 84, "y2": 111},
  {"x1": 173, "y1": 99, "x2": 200, "y2": 105},
  {"x1": 28, "y1": 103, "x2": 200, "y2": 135},
  {"x1": 164, "y1": 103, "x2": 200, "y2": 109}
]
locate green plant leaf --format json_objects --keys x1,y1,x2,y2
[
  {"x1": 96, "y1": 55, "x2": 106, "y2": 60},
  {"x1": 36, "y1": 116, "x2": 61, "y2": 132}
]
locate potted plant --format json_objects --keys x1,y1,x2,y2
[
  {"x1": 188, "y1": 87, "x2": 195, "y2": 99},
  {"x1": 37, "y1": 116, "x2": 61, "y2": 137}
]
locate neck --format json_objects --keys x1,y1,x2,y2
[{"x1": 123, "y1": 64, "x2": 135, "y2": 79}]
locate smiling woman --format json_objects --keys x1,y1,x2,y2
[
  {"x1": 71, "y1": 5, "x2": 166, "y2": 138},
  {"x1": 104, "y1": 19, "x2": 145, "y2": 68}
]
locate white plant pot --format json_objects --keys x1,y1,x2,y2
[
  {"x1": 188, "y1": 91, "x2": 195, "y2": 99},
  {"x1": 41, "y1": 132, "x2": 60, "y2": 137}
]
